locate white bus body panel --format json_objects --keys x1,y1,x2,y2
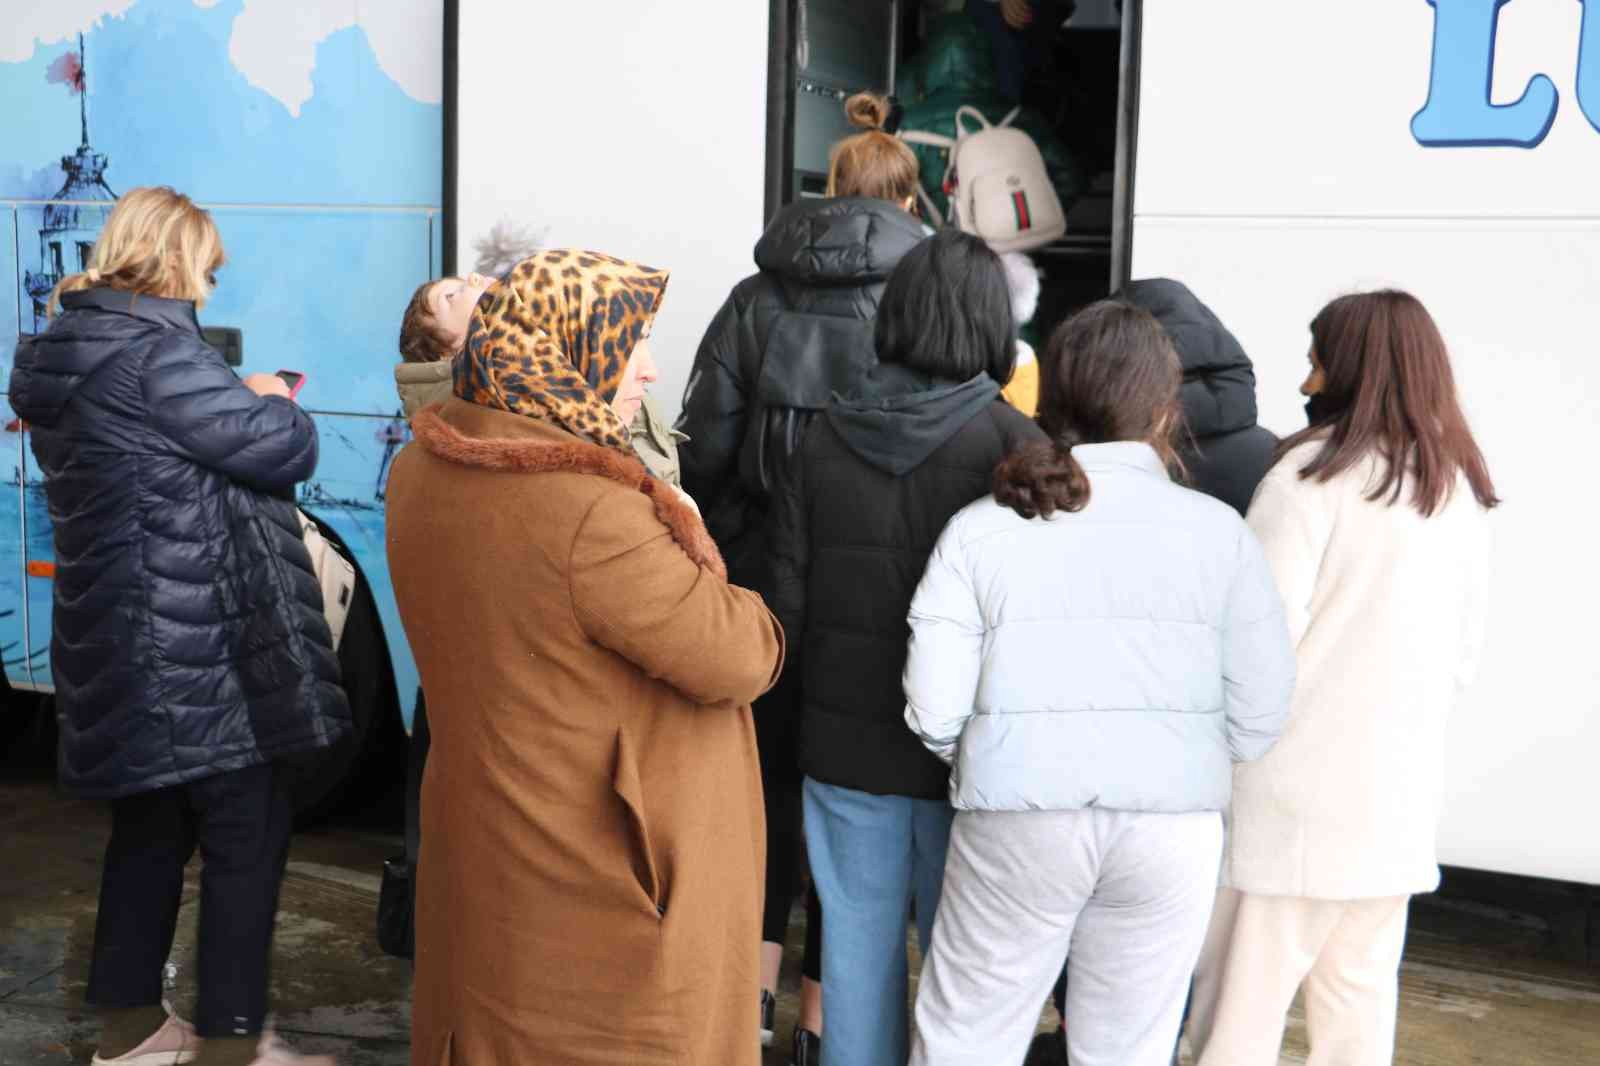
[
  {"x1": 455, "y1": 3, "x2": 771, "y2": 422},
  {"x1": 1134, "y1": 1, "x2": 1600, "y2": 883}
]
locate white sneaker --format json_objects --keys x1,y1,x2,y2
[
  {"x1": 91, "y1": 1010, "x2": 199, "y2": 1065},
  {"x1": 251, "y1": 1032, "x2": 338, "y2": 1065}
]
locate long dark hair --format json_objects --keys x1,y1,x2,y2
[
  {"x1": 993, "y1": 300, "x2": 1183, "y2": 519},
  {"x1": 1282, "y1": 290, "x2": 1498, "y2": 516},
  {"x1": 875, "y1": 229, "x2": 1016, "y2": 385}
]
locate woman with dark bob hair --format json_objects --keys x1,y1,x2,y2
[
  {"x1": 768, "y1": 229, "x2": 1044, "y2": 1066},
  {"x1": 901, "y1": 300, "x2": 1295, "y2": 1066},
  {"x1": 1190, "y1": 291, "x2": 1497, "y2": 1066},
  {"x1": 676, "y1": 91, "x2": 927, "y2": 1058}
]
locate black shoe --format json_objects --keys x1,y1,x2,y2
[
  {"x1": 790, "y1": 1026, "x2": 820, "y2": 1066},
  {"x1": 760, "y1": 990, "x2": 776, "y2": 1048},
  {"x1": 1024, "y1": 1028, "x2": 1069, "y2": 1066}
]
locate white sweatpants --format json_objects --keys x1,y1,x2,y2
[
  {"x1": 908, "y1": 807, "x2": 1222, "y2": 1066},
  {"x1": 1189, "y1": 888, "x2": 1410, "y2": 1066}
]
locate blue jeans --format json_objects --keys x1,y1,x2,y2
[{"x1": 803, "y1": 778, "x2": 955, "y2": 1066}]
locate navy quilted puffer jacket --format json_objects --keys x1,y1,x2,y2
[{"x1": 10, "y1": 288, "x2": 350, "y2": 799}]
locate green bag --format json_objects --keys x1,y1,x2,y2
[{"x1": 896, "y1": 15, "x2": 1086, "y2": 224}]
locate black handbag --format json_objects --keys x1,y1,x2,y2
[{"x1": 377, "y1": 855, "x2": 416, "y2": 960}]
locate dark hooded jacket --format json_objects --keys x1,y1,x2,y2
[
  {"x1": 10, "y1": 288, "x2": 350, "y2": 799},
  {"x1": 1120, "y1": 279, "x2": 1278, "y2": 516},
  {"x1": 768, "y1": 364, "x2": 1043, "y2": 799},
  {"x1": 675, "y1": 197, "x2": 927, "y2": 590}
]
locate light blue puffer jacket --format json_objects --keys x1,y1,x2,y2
[{"x1": 903, "y1": 442, "x2": 1295, "y2": 813}]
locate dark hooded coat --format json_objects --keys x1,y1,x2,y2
[
  {"x1": 675, "y1": 197, "x2": 927, "y2": 590},
  {"x1": 1120, "y1": 279, "x2": 1278, "y2": 516},
  {"x1": 768, "y1": 365, "x2": 1043, "y2": 799},
  {"x1": 10, "y1": 288, "x2": 349, "y2": 799}
]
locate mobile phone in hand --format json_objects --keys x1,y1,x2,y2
[{"x1": 275, "y1": 370, "x2": 307, "y2": 399}]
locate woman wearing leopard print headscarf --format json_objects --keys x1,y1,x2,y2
[{"x1": 386, "y1": 249, "x2": 785, "y2": 1066}]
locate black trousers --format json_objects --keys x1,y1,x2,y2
[
  {"x1": 85, "y1": 763, "x2": 293, "y2": 1038},
  {"x1": 756, "y1": 669, "x2": 822, "y2": 983},
  {"x1": 405, "y1": 691, "x2": 429, "y2": 867}
]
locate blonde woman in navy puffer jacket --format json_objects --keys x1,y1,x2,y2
[
  {"x1": 901, "y1": 301, "x2": 1295, "y2": 1066},
  {"x1": 12, "y1": 187, "x2": 345, "y2": 1066}
]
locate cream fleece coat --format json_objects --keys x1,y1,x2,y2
[{"x1": 1226, "y1": 440, "x2": 1492, "y2": 899}]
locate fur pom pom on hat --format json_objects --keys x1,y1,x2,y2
[
  {"x1": 999, "y1": 251, "x2": 1041, "y2": 328},
  {"x1": 473, "y1": 220, "x2": 550, "y2": 279}
]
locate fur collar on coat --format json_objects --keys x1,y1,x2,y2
[{"x1": 409, "y1": 401, "x2": 726, "y2": 580}]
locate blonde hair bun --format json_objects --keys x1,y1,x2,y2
[
  {"x1": 827, "y1": 91, "x2": 920, "y2": 202},
  {"x1": 845, "y1": 91, "x2": 892, "y2": 131}
]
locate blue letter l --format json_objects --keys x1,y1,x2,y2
[{"x1": 1412, "y1": 0, "x2": 1558, "y2": 148}]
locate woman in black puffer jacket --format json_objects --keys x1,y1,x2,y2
[
  {"x1": 676, "y1": 91, "x2": 926, "y2": 1060},
  {"x1": 10, "y1": 187, "x2": 347, "y2": 1066},
  {"x1": 768, "y1": 230, "x2": 1044, "y2": 1066}
]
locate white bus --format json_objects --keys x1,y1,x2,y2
[
  {"x1": 450, "y1": 0, "x2": 1596, "y2": 914},
  {"x1": 1131, "y1": 0, "x2": 1600, "y2": 894}
]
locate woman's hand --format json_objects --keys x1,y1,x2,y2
[
  {"x1": 1001, "y1": 0, "x2": 1034, "y2": 29},
  {"x1": 242, "y1": 373, "x2": 292, "y2": 400}
]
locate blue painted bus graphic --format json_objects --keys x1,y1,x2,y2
[{"x1": 3, "y1": 15, "x2": 436, "y2": 752}]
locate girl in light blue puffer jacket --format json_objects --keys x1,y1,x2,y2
[{"x1": 902, "y1": 300, "x2": 1296, "y2": 1066}]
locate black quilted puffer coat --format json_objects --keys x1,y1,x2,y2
[
  {"x1": 767, "y1": 366, "x2": 1044, "y2": 799},
  {"x1": 1119, "y1": 279, "x2": 1279, "y2": 517},
  {"x1": 675, "y1": 196, "x2": 927, "y2": 590},
  {"x1": 10, "y1": 288, "x2": 350, "y2": 799}
]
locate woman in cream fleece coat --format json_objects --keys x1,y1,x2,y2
[{"x1": 1191, "y1": 290, "x2": 1498, "y2": 1066}]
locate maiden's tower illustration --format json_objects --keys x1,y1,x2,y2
[{"x1": 22, "y1": 34, "x2": 116, "y2": 333}]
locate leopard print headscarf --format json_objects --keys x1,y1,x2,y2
[{"x1": 455, "y1": 249, "x2": 669, "y2": 452}]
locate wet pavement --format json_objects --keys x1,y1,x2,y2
[
  {"x1": 3, "y1": 766, "x2": 1598, "y2": 1066},
  {"x1": 0, "y1": 771, "x2": 413, "y2": 1065},
  {"x1": 759, "y1": 875, "x2": 1600, "y2": 1066}
]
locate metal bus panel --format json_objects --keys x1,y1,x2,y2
[{"x1": 454, "y1": 0, "x2": 771, "y2": 424}]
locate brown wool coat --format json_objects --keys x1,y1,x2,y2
[{"x1": 386, "y1": 398, "x2": 783, "y2": 1066}]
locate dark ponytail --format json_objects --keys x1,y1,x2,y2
[
  {"x1": 993, "y1": 439, "x2": 1090, "y2": 519},
  {"x1": 993, "y1": 300, "x2": 1184, "y2": 519}
]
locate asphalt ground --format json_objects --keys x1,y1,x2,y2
[{"x1": 2, "y1": 738, "x2": 1596, "y2": 1065}]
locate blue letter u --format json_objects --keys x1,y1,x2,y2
[
  {"x1": 1412, "y1": 0, "x2": 1558, "y2": 148},
  {"x1": 1578, "y1": 0, "x2": 1600, "y2": 131}
]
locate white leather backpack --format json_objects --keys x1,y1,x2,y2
[{"x1": 902, "y1": 106, "x2": 1066, "y2": 254}]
